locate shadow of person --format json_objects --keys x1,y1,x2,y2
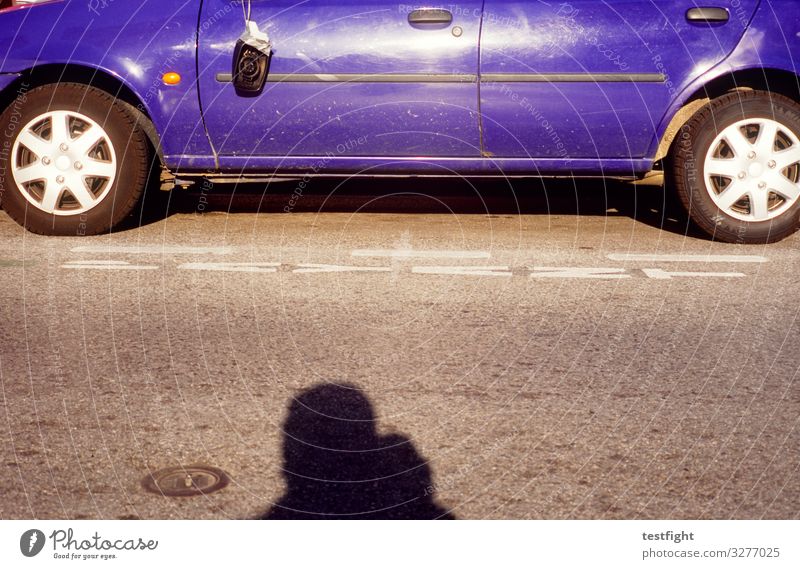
[{"x1": 263, "y1": 383, "x2": 453, "y2": 519}]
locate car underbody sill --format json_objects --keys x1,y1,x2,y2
[
  {"x1": 178, "y1": 173, "x2": 644, "y2": 184},
  {"x1": 167, "y1": 156, "x2": 654, "y2": 179}
]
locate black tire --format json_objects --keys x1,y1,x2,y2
[
  {"x1": 0, "y1": 82, "x2": 150, "y2": 236},
  {"x1": 670, "y1": 89, "x2": 800, "y2": 244}
]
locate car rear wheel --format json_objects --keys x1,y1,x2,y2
[
  {"x1": 0, "y1": 82, "x2": 150, "y2": 235},
  {"x1": 670, "y1": 90, "x2": 800, "y2": 243}
]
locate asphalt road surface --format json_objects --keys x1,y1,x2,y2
[{"x1": 1, "y1": 176, "x2": 798, "y2": 520}]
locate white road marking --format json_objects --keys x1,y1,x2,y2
[
  {"x1": 71, "y1": 245, "x2": 234, "y2": 255},
  {"x1": 294, "y1": 264, "x2": 392, "y2": 274},
  {"x1": 352, "y1": 249, "x2": 491, "y2": 259},
  {"x1": 59, "y1": 258, "x2": 755, "y2": 280},
  {"x1": 178, "y1": 262, "x2": 280, "y2": 273},
  {"x1": 61, "y1": 260, "x2": 159, "y2": 270},
  {"x1": 412, "y1": 266, "x2": 512, "y2": 276},
  {"x1": 531, "y1": 267, "x2": 630, "y2": 279},
  {"x1": 642, "y1": 268, "x2": 746, "y2": 280},
  {"x1": 607, "y1": 253, "x2": 768, "y2": 263}
]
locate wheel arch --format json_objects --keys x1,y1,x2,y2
[
  {"x1": 0, "y1": 63, "x2": 165, "y2": 164},
  {"x1": 654, "y1": 67, "x2": 800, "y2": 163}
]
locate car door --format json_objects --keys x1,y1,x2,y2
[
  {"x1": 479, "y1": 0, "x2": 760, "y2": 163},
  {"x1": 197, "y1": 0, "x2": 483, "y2": 167}
]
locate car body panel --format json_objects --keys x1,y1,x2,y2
[
  {"x1": 0, "y1": 0, "x2": 213, "y2": 166},
  {"x1": 197, "y1": 0, "x2": 483, "y2": 158},
  {"x1": 479, "y1": 0, "x2": 760, "y2": 161},
  {"x1": 0, "y1": 73, "x2": 20, "y2": 92},
  {"x1": 647, "y1": 0, "x2": 800, "y2": 156}
]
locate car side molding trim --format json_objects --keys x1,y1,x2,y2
[
  {"x1": 481, "y1": 73, "x2": 666, "y2": 83},
  {"x1": 214, "y1": 72, "x2": 666, "y2": 84},
  {"x1": 267, "y1": 73, "x2": 477, "y2": 83}
]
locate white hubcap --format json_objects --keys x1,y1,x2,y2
[
  {"x1": 704, "y1": 118, "x2": 800, "y2": 222},
  {"x1": 11, "y1": 110, "x2": 117, "y2": 216}
]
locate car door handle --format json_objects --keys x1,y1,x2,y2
[
  {"x1": 408, "y1": 8, "x2": 453, "y2": 26},
  {"x1": 686, "y1": 7, "x2": 729, "y2": 23}
]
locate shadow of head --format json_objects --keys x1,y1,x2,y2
[{"x1": 263, "y1": 383, "x2": 453, "y2": 519}]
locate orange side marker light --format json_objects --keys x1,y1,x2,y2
[{"x1": 162, "y1": 72, "x2": 181, "y2": 86}]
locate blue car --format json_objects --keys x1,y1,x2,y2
[{"x1": 0, "y1": 0, "x2": 798, "y2": 243}]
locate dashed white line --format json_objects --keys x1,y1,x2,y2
[
  {"x1": 412, "y1": 266, "x2": 512, "y2": 276},
  {"x1": 607, "y1": 253, "x2": 768, "y2": 263},
  {"x1": 61, "y1": 260, "x2": 159, "y2": 270},
  {"x1": 178, "y1": 262, "x2": 280, "y2": 273},
  {"x1": 294, "y1": 264, "x2": 392, "y2": 274},
  {"x1": 352, "y1": 249, "x2": 491, "y2": 259},
  {"x1": 530, "y1": 267, "x2": 630, "y2": 279},
  {"x1": 642, "y1": 268, "x2": 746, "y2": 280},
  {"x1": 56, "y1": 259, "x2": 755, "y2": 280},
  {"x1": 71, "y1": 245, "x2": 234, "y2": 255}
]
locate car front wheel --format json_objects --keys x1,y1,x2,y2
[
  {"x1": 0, "y1": 82, "x2": 150, "y2": 235},
  {"x1": 670, "y1": 90, "x2": 800, "y2": 244}
]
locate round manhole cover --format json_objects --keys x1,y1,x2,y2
[{"x1": 143, "y1": 465, "x2": 230, "y2": 497}]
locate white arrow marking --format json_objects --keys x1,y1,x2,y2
[
  {"x1": 294, "y1": 264, "x2": 392, "y2": 274},
  {"x1": 608, "y1": 253, "x2": 767, "y2": 263},
  {"x1": 412, "y1": 266, "x2": 512, "y2": 276},
  {"x1": 71, "y1": 245, "x2": 234, "y2": 255},
  {"x1": 531, "y1": 267, "x2": 630, "y2": 279},
  {"x1": 352, "y1": 249, "x2": 490, "y2": 259},
  {"x1": 643, "y1": 268, "x2": 746, "y2": 280},
  {"x1": 179, "y1": 262, "x2": 280, "y2": 273},
  {"x1": 61, "y1": 260, "x2": 159, "y2": 270}
]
